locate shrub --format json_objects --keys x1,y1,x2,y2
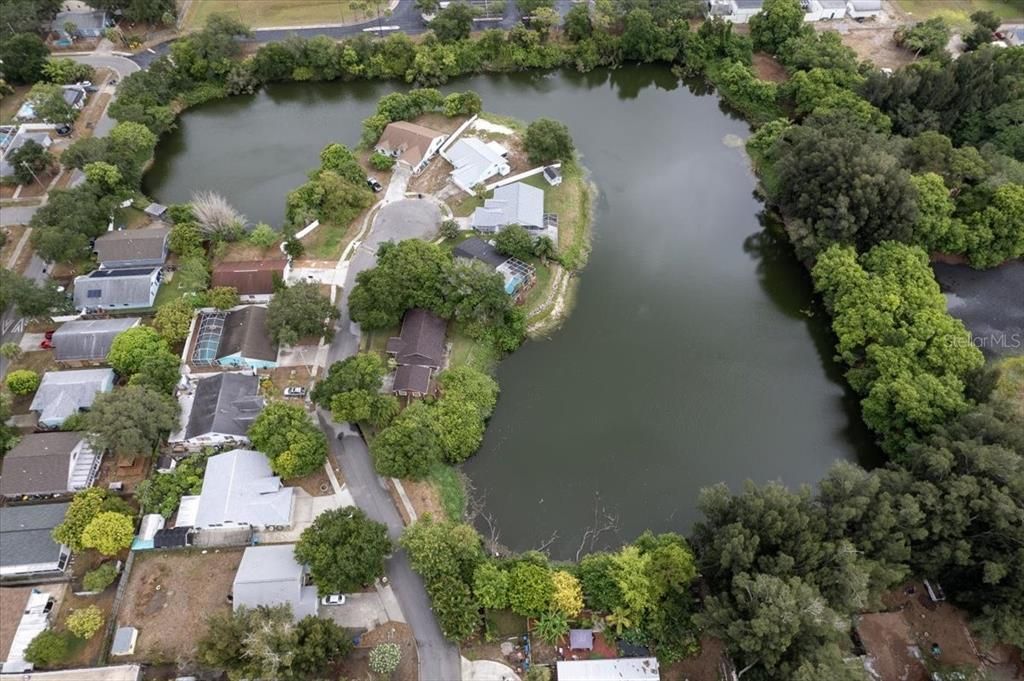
[
  {"x1": 81, "y1": 511, "x2": 135, "y2": 556},
  {"x1": 24, "y1": 630, "x2": 71, "y2": 667},
  {"x1": 524, "y1": 118, "x2": 574, "y2": 164},
  {"x1": 370, "y1": 152, "x2": 396, "y2": 171},
  {"x1": 66, "y1": 605, "x2": 104, "y2": 639},
  {"x1": 440, "y1": 219, "x2": 459, "y2": 239},
  {"x1": 83, "y1": 563, "x2": 119, "y2": 592},
  {"x1": 191, "y1": 190, "x2": 247, "y2": 239},
  {"x1": 6, "y1": 369, "x2": 40, "y2": 395},
  {"x1": 207, "y1": 286, "x2": 240, "y2": 310},
  {"x1": 247, "y1": 223, "x2": 278, "y2": 248},
  {"x1": 369, "y1": 642, "x2": 402, "y2": 675}
]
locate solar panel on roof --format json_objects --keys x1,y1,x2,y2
[{"x1": 86, "y1": 267, "x2": 157, "y2": 278}]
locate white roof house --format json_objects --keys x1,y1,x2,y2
[
  {"x1": 707, "y1": 0, "x2": 764, "y2": 23},
  {"x1": 30, "y1": 369, "x2": 115, "y2": 428},
  {"x1": 193, "y1": 449, "x2": 295, "y2": 531},
  {"x1": 232, "y1": 544, "x2": 318, "y2": 619},
  {"x1": 443, "y1": 137, "x2": 511, "y2": 193},
  {"x1": 556, "y1": 658, "x2": 660, "y2": 681},
  {"x1": 471, "y1": 181, "x2": 545, "y2": 232},
  {"x1": 72, "y1": 267, "x2": 161, "y2": 311},
  {"x1": 1, "y1": 589, "x2": 55, "y2": 673}
]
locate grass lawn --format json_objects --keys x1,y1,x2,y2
[
  {"x1": 523, "y1": 160, "x2": 592, "y2": 270},
  {"x1": 363, "y1": 325, "x2": 398, "y2": 354},
  {"x1": 893, "y1": 0, "x2": 1024, "y2": 25},
  {"x1": 426, "y1": 461, "x2": 466, "y2": 523},
  {"x1": 523, "y1": 259, "x2": 553, "y2": 315},
  {"x1": 449, "y1": 327, "x2": 498, "y2": 373},
  {"x1": 0, "y1": 84, "x2": 30, "y2": 124},
  {"x1": 152, "y1": 280, "x2": 189, "y2": 308},
  {"x1": 184, "y1": 0, "x2": 369, "y2": 30},
  {"x1": 304, "y1": 219, "x2": 361, "y2": 260}
]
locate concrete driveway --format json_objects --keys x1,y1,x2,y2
[
  {"x1": 384, "y1": 164, "x2": 412, "y2": 203},
  {"x1": 320, "y1": 586, "x2": 406, "y2": 631},
  {"x1": 255, "y1": 489, "x2": 352, "y2": 543}
]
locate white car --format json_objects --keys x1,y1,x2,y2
[
  {"x1": 321, "y1": 594, "x2": 346, "y2": 605},
  {"x1": 284, "y1": 386, "x2": 307, "y2": 397}
]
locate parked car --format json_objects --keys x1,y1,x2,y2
[
  {"x1": 321, "y1": 594, "x2": 346, "y2": 605},
  {"x1": 55, "y1": 124, "x2": 72, "y2": 136},
  {"x1": 283, "y1": 386, "x2": 306, "y2": 397},
  {"x1": 366, "y1": 177, "x2": 383, "y2": 192}
]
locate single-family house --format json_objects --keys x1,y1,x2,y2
[
  {"x1": 93, "y1": 225, "x2": 170, "y2": 269},
  {"x1": 846, "y1": 0, "x2": 881, "y2": 18},
  {"x1": 375, "y1": 121, "x2": 448, "y2": 175},
  {"x1": 0, "y1": 503, "x2": 71, "y2": 578},
  {"x1": 386, "y1": 308, "x2": 447, "y2": 397},
  {"x1": 0, "y1": 128, "x2": 52, "y2": 179},
  {"x1": 0, "y1": 588, "x2": 55, "y2": 673},
  {"x1": 52, "y1": 10, "x2": 111, "y2": 39},
  {"x1": 61, "y1": 86, "x2": 87, "y2": 110},
  {"x1": 73, "y1": 267, "x2": 161, "y2": 311},
  {"x1": 212, "y1": 260, "x2": 287, "y2": 301},
  {"x1": 471, "y1": 181, "x2": 545, "y2": 232},
  {"x1": 232, "y1": 544, "x2": 318, "y2": 619},
  {"x1": 706, "y1": 0, "x2": 764, "y2": 23},
  {"x1": 817, "y1": 0, "x2": 847, "y2": 19},
  {"x1": 30, "y1": 369, "x2": 115, "y2": 429},
  {"x1": 170, "y1": 373, "x2": 264, "y2": 450},
  {"x1": 0, "y1": 432, "x2": 100, "y2": 499},
  {"x1": 453, "y1": 237, "x2": 536, "y2": 297},
  {"x1": 443, "y1": 137, "x2": 511, "y2": 193},
  {"x1": 51, "y1": 317, "x2": 140, "y2": 365},
  {"x1": 191, "y1": 306, "x2": 278, "y2": 369},
  {"x1": 543, "y1": 165, "x2": 562, "y2": 186},
  {"x1": 193, "y1": 449, "x2": 295, "y2": 531},
  {"x1": 556, "y1": 658, "x2": 660, "y2": 681}
]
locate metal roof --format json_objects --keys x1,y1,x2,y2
[
  {"x1": 471, "y1": 182, "x2": 545, "y2": 230},
  {"x1": 446, "y1": 137, "x2": 507, "y2": 190},
  {"x1": 0, "y1": 432, "x2": 85, "y2": 497},
  {"x1": 194, "y1": 450, "x2": 294, "y2": 529},
  {"x1": 0, "y1": 503, "x2": 70, "y2": 570},
  {"x1": 233, "y1": 544, "x2": 318, "y2": 619},
  {"x1": 30, "y1": 369, "x2": 114, "y2": 427},
  {"x1": 73, "y1": 268, "x2": 159, "y2": 310},
  {"x1": 52, "y1": 317, "x2": 140, "y2": 361},
  {"x1": 212, "y1": 260, "x2": 287, "y2": 296},
  {"x1": 556, "y1": 658, "x2": 660, "y2": 681}
]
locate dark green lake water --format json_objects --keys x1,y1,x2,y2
[{"x1": 146, "y1": 65, "x2": 883, "y2": 557}]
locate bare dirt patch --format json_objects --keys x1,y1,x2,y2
[
  {"x1": 752, "y1": 52, "x2": 789, "y2": 82},
  {"x1": 289, "y1": 465, "x2": 333, "y2": 497},
  {"x1": 116, "y1": 548, "x2": 243, "y2": 664},
  {"x1": 840, "y1": 27, "x2": 917, "y2": 69},
  {"x1": 663, "y1": 636, "x2": 729, "y2": 681},
  {"x1": 336, "y1": 621, "x2": 418, "y2": 681},
  {"x1": 389, "y1": 478, "x2": 445, "y2": 524}
]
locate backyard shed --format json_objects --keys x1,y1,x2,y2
[
  {"x1": 569, "y1": 629, "x2": 594, "y2": 651},
  {"x1": 111, "y1": 627, "x2": 138, "y2": 657}
]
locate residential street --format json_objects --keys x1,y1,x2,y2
[{"x1": 319, "y1": 418, "x2": 463, "y2": 681}]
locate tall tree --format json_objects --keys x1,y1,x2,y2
[
  {"x1": 266, "y1": 282, "x2": 339, "y2": 345},
  {"x1": 85, "y1": 386, "x2": 180, "y2": 456},
  {"x1": 295, "y1": 507, "x2": 391, "y2": 594},
  {"x1": 749, "y1": 0, "x2": 807, "y2": 55}
]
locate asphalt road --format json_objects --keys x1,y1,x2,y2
[
  {"x1": 67, "y1": 54, "x2": 141, "y2": 137},
  {"x1": 320, "y1": 417, "x2": 463, "y2": 681}
]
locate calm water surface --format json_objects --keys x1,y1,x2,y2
[{"x1": 147, "y1": 66, "x2": 882, "y2": 557}]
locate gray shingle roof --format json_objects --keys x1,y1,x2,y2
[
  {"x1": 393, "y1": 364, "x2": 432, "y2": 395},
  {"x1": 73, "y1": 267, "x2": 160, "y2": 310},
  {"x1": 93, "y1": 225, "x2": 169, "y2": 266},
  {"x1": 0, "y1": 432, "x2": 84, "y2": 497},
  {"x1": 52, "y1": 317, "x2": 140, "y2": 362},
  {"x1": 184, "y1": 373, "x2": 264, "y2": 440},
  {"x1": 388, "y1": 309, "x2": 447, "y2": 369},
  {"x1": 30, "y1": 369, "x2": 114, "y2": 427},
  {"x1": 453, "y1": 237, "x2": 509, "y2": 269},
  {"x1": 219, "y1": 307, "x2": 278, "y2": 362},
  {"x1": 195, "y1": 450, "x2": 294, "y2": 529},
  {"x1": 233, "y1": 544, "x2": 317, "y2": 619},
  {"x1": 0, "y1": 503, "x2": 70, "y2": 570}
]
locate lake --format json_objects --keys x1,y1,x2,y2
[{"x1": 146, "y1": 65, "x2": 883, "y2": 558}]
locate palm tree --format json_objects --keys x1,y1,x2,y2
[{"x1": 533, "y1": 235, "x2": 556, "y2": 263}]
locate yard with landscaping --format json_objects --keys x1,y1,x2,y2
[
  {"x1": 115, "y1": 548, "x2": 243, "y2": 663},
  {"x1": 893, "y1": 0, "x2": 1024, "y2": 25},
  {"x1": 183, "y1": 0, "x2": 370, "y2": 30}
]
